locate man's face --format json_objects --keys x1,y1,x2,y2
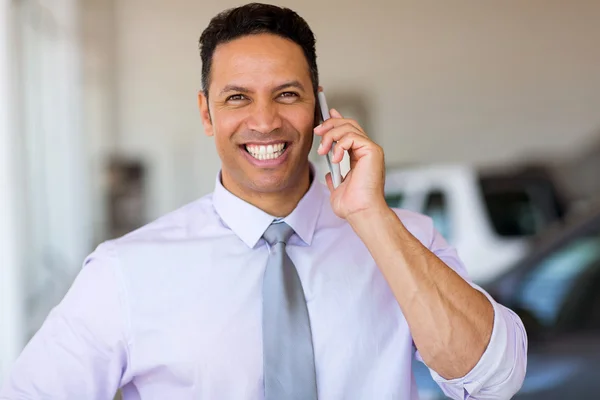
[{"x1": 199, "y1": 33, "x2": 316, "y2": 196}]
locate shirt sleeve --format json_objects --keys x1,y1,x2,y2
[
  {"x1": 414, "y1": 222, "x2": 528, "y2": 400},
  {"x1": 0, "y1": 241, "x2": 131, "y2": 399}
]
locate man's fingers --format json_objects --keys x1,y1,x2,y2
[
  {"x1": 334, "y1": 135, "x2": 356, "y2": 163},
  {"x1": 319, "y1": 130, "x2": 372, "y2": 163},
  {"x1": 317, "y1": 124, "x2": 362, "y2": 153},
  {"x1": 314, "y1": 114, "x2": 366, "y2": 137},
  {"x1": 329, "y1": 108, "x2": 343, "y2": 119},
  {"x1": 324, "y1": 172, "x2": 334, "y2": 192}
]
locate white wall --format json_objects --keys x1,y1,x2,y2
[
  {"x1": 0, "y1": 0, "x2": 25, "y2": 381},
  {"x1": 101, "y1": 0, "x2": 600, "y2": 220},
  {"x1": 81, "y1": 0, "x2": 119, "y2": 245},
  {"x1": 15, "y1": 0, "x2": 92, "y2": 337}
]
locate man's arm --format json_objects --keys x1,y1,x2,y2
[
  {"x1": 347, "y1": 207, "x2": 527, "y2": 398},
  {"x1": 0, "y1": 242, "x2": 130, "y2": 399},
  {"x1": 314, "y1": 108, "x2": 527, "y2": 399},
  {"x1": 348, "y1": 207, "x2": 494, "y2": 378}
]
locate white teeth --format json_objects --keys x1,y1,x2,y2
[{"x1": 245, "y1": 143, "x2": 286, "y2": 160}]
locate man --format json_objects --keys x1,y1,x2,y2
[{"x1": 0, "y1": 3, "x2": 527, "y2": 399}]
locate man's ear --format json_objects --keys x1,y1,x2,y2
[{"x1": 198, "y1": 91, "x2": 214, "y2": 137}]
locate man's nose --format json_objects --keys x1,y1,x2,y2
[{"x1": 246, "y1": 101, "x2": 283, "y2": 134}]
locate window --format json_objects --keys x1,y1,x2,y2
[
  {"x1": 481, "y1": 190, "x2": 544, "y2": 237},
  {"x1": 514, "y1": 227, "x2": 600, "y2": 331},
  {"x1": 423, "y1": 191, "x2": 451, "y2": 240}
]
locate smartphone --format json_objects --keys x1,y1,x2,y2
[{"x1": 317, "y1": 90, "x2": 343, "y2": 188}]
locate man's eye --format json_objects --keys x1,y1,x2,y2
[
  {"x1": 226, "y1": 94, "x2": 247, "y2": 101},
  {"x1": 277, "y1": 92, "x2": 300, "y2": 103}
]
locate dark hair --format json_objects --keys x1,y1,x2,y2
[{"x1": 198, "y1": 3, "x2": 319, "y2": 97}]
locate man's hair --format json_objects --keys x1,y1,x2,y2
[{"x1": 198, "y1": 3, "x2": 319, "y2": 97}]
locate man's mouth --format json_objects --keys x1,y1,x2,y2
[{"x1": 244, "y1": 142, "x2": 288, "y2": 161}]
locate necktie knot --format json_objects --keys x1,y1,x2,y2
[{"x1": 262, "y1": 221, "x2": 294, "y2": 247}]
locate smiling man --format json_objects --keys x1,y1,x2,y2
[
  {"x1": 200, "y1": 30, "x2": 315, "y2": 217},
  {"x1": 0, "y1": 3, "x2": 527, "y2": 400}
]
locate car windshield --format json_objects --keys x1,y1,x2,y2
[
  {"x1": 482, "y1": 190, "x2": 544, "y2": 237},
  {"x1": 478, "y1": 174, "x2": 565, "y2": 238},
  {"x1": 513, "y1": 220, "x2": 600, "y2": 330}
]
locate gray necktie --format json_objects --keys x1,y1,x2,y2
[{"x1": 262, "y1": 222, "x2": 318, "y2": 400}]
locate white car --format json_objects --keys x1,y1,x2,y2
[{"x1": 384, "y1": 163, "x2": 566, "y2": 284}]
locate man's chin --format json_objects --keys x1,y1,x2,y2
[
  {"x1": 245, "y1": 164, "x2": 310, "y2": 193},
  {"x1": 246, "y1": 174, "x2": 294, "y2": 193}
]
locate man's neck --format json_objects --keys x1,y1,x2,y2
[{"x1": 221, "y1": 168, "x2": 312, "y2": 218}]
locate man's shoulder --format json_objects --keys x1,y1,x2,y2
[
  {"x1": 83, "y1": 192, "x2": 223, "y2": 271},
  {"x1": 78, "y1": 192, "x2": 229, "y2": 285},
  {"x1": 389, "y1": 207, "x2": 437, "y2": 248},
  {"x1": 107, "y1": 192, "x2": 220, "y2": 247}
]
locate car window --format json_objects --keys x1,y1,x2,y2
[
  {"x1": 385, "y1": 193, "x2": 404, "y2": 208},
  {"x1": 514, "y1": 231, "x2": 600, "y2": 330},
  {"x1": 481, "y1": 190, "x2": 545, "y2": 237},
  {"x1": 423, "y1": 191, "x2": 451, "y2": 241}
]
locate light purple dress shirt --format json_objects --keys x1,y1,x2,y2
[{"x1": 0, "y1": 166, "x2": 527, "y2": 399}]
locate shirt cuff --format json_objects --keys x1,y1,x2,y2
[{"x1": 427, "y1": 284, "x2": 519, "y2": 399}]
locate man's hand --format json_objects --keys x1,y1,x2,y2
[{"x1": 314, "y1": 108, "x2": 387, "y2": 220}]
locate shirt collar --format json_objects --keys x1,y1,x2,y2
[{"x1": 212, "y1": 163, "x2": 326, "y2": 248}]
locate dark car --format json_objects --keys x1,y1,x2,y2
[{"x1": 413, "y1": 201, "x2": 600, "y2": 399}]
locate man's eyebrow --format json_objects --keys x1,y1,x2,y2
[
  {"x1": 273, "y1": 80, "x2": 306, "y2": 93},
  {"x1": 219, "y1": 85, "x2": 252, "y2": 96},
  {"x1": 218, "y1": 81, "x2": 306, "y2": 96}
]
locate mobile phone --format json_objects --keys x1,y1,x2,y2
[{"x1": 317, "y1": 91, "x2": 343, "y2": 188}]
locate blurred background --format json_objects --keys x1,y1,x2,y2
[{"x1": 1, "y1": 0, "x2": 600, "y2": 398}]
